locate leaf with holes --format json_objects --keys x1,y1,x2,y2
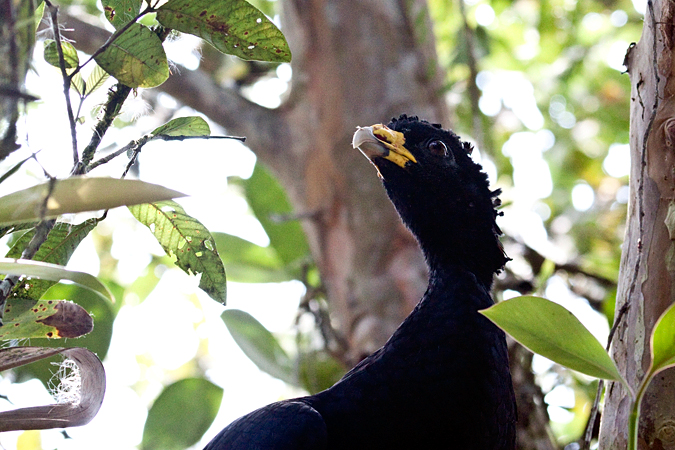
[
  {"x1": 156, "y1": 0, "x2": 291, "y2": 62},
  {"x1": 94, "y1": 23, "x2": 168, "y2": 88},
  {"x1": 43, "y1": 39, "x2": 79, "y2": 69},
  {"x1": 6, "y1": 219, "x2": 99, "y2": 300},
  {"x1": 0, "y1": 259, "x2": 113, "y2": 302},
  {"x1": 0, "y1": 299, "x2": 93, "y2": 340},
  {"x1": 102, "y1": 0, "x2": 141, "y2": 29},
  {"x1": 129, "y1": 200, "x2": 227, "y2": 303},
  {"x1": 151, "y1": 116, "x2": 211, "y2": 137},
  {"x1": 481, "y1": 296, "x2": 626, "y2": 383}
]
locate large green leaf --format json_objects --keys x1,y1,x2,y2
[
  {"x1": 650, "y1": 301, "x2": 675, "y2": 375},
  {"x1": 0, "y1": 177, "x2": 185, "y2": 225},
  {"x1": 156, "y1": 0, "x2": 291, "y2": 62},
  {"x1": 94, "y1": 23, "x2": 169, "y2": 88},
  {"x1": 0, "y1": 259, "x2": 112, "y2": 302},
  {"x1": 129, "y1": 200, "x2": 227, "y2": 303},
  {"x1": 238, "y1": 164, "x2": 309, "y2": 266},
  {"x1": 6, "y1": 219, "x2": 99, "y2": 300},
  {"x1": 481, "y1": 295, "x2": 625, "y2": 381},
  {"x1": 0, "y1": 298, "x2": 92, "y2": 340},
  {"x1": 102, "y1": 0, "x2": 142, "y2": 29},
  {"x1": 141, "y1": 378, "x2": 223, "y2": 450},
  {"x1": 221, "y1": 309, "x2": 295, "y2": 384},
  {"x1": 212, "y1": 232, "x2": 292, "y2": 283}
]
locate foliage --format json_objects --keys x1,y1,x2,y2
[{"x1": 0, "y1": 0, "x2": 291, "y2": 444}]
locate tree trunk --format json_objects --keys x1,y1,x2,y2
[
  {"x1": 600, "y1": 1, "x2": 675, "y2": 448},
  {"x1": 62, "y1": 1, "x2": 555, "y2": 447}
]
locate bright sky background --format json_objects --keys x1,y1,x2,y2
[{"x1": 0, "y1": 1, "x2": 640, "y2": 449}]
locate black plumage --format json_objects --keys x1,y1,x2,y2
[{"x1": 205, "y1": 115, "x2": 516, "y2": 450}]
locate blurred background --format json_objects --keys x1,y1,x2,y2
[{"x1": 0, "y1": 0, "x2": 643, "y2": 449}]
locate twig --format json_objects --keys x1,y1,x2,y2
[{"x1": 44, "y1": 0, "x2": 79, "y2": 167}]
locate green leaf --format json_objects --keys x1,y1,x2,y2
[
  {"x1": 94, "y1": 23, "x2": 169, "y2": 88},
  {"x1": 71, "y1": 71, "x2": 85, "y2": 95},
  {"x1": 128, "y1": 200, "x2": 227, "y2": 303},
  {"x1": 6, "y1": 219, "x2": 99, "y2": 301},
  {"x1": 650, "y1": 301, "x2": 675, "y2": 375},
  {"x1": 151, "y1": 116, "x2": 211, "y2": 137},
  {"x1": 238, "y1": 163, "x2": 309, "y2": 266},
  {"x1": 0, "y1": 177, "x2": 186, "y2": 225},
  {"x1": 84, "y1": 63, "x2": 111, "y2": 95},
  {"x1": 11, "y1": 284, "x2": 116, "y2": 385},
  {"x1": 0, "y1": 299, "x2": 93, "y2": 340},
  {"x1": 142, "y1": 378, "x2": 223, "y2": 450},
  {"x1": 212, "y1": 232, "x2": 292, "y2": 283},
  {"x1": 0, "y1": 259, "x2": 113, "y2": 302},
  {"x1": 480, "y1": 295, "x2": 625, "y2": 381},
  {"x1": 43, "y1": 39, "x2": 79, "y2": 69},
  {"x1": 221, "y1": 309, "x2": 295, "y2": 384},
  {"x1": 156, "y1": 0, "x2": 291, "y2": 62},
  {"x1": 102, "y1": 0, "x2": 142, "y2": 29}
]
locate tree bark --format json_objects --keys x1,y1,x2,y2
[{"x1": 600, "y1": 1, "x2": 675, "y2": 448}]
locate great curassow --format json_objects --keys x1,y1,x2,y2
[{"x1": 204, "y1": 115, "x2": 517, "y2": 449}]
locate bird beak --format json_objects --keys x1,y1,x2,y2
[{"x1": 352, "y1": 125, "x2": 417, "y2": 169}]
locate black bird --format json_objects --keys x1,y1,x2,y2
[{"x1": 205, "y1": 115, "x2": 516, "y2": 449}]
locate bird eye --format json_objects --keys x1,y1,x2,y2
[{"x1": 427, "y1": 140, "x2": 448, "y2": 156}]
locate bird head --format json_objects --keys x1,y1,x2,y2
[{"x1": 352, "y1": 114, "x2": 508, "y2": 285}]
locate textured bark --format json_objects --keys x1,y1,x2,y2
[
  {"x1": 62, "y1": 1, "x2": 554, "y2": 447},
  {"x1": 600, "y1": 1, "x2": 675, "y2": 448}
]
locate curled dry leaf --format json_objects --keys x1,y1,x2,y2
[{"x1": 0, "y1": 347, "x2": 105, "y2": 431}]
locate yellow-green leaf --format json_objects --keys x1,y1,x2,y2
[
  {"x1": 94, "y1": 23, "x2": 169, "y2": 88},
  {"x1": 129, "y1": 200, "x2": 227, "y2": 303},
  {"x1": 481, "y1": 295, "x2": 624, "y2": 381},
  {"x1": 0, "y1": 177, "x2": 186, "y2": 225},
  {"x1": 151, "y1": 116, "x2": 211, "y2": 137},
  {"x1": 43, "y1": 39, "x2": 79, "y2": 69},
  {"x1": 156, "y1": 0, "x2": 291, "y2": 62}
]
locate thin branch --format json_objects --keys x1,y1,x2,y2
[{"x1": 44, "y1": 0, "x2": 79, "y2": 167}]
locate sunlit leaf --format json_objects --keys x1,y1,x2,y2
[
  {"x1": 141, "y1": 378, "x2": 223, "y2": 450},
  {"x1": 0, "y1": 347, "x2": 105, "y2": 431},
  {"x1": 156, "y1": 0, "x2": 291, "y2": 62},
  {"x1": 43, "y1": 39, "x2": 79, "y2": 69},
  {"x1": 222, "y1": 309, "x2": 295, "y2": 384},
  {"x1": 0, "y1": 259, "x2": 113, "y2": 302},
  {"x1": 0, "y1": 177, "x2": 186, "y2": 225},
  {"x1": 84, "y1": 63, "x2": 111, "y2": 95},
  {"x1": 94, "y1": 23, "x2": 169, "y2": 88},
  {"x1": 650, "y1": 302, "x2": 675, "y2": 375},
  {"x1": 0, "y1": 299, "x2": 92, "y2": 340},
  {"x1": 151, "y1": 116, "x2": 210, "y2": 137},
  {"x1": 102, "y1": 0, "x2": 142, "y2": 29},
  {"x1": 6, "y1": 219, "x2": 99, "y2": 301},
  {"x1": 71, "y1": 71, "x2": 85, "y2": 95},
  {"x1": 128, "y1": 200, "x2": 227, "y2": 303},
  {"x1": 481, "y1": 296, "x2": 625, "y2": 382}
]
